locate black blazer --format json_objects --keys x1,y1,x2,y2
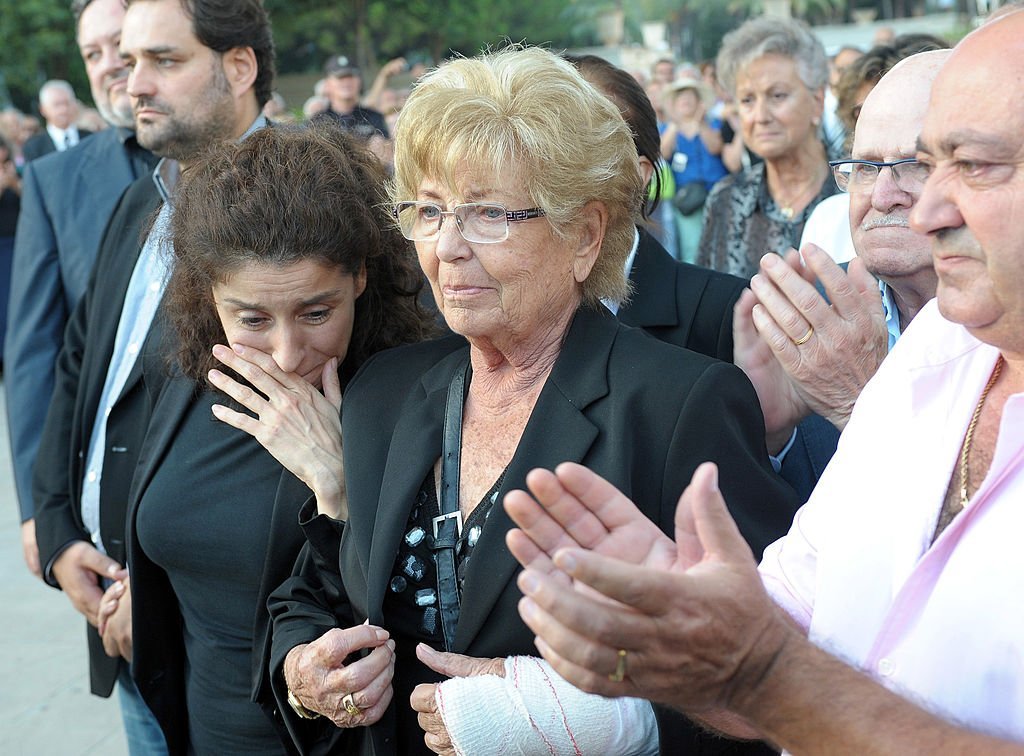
[
  {"x1": 21, "y1": 128, "x2": 92, "y2": 163},
  {"x1": 33, "y1": 174, "x2": 164, "y2": 696},
  {"x1": 6, "y1": 127, "x2": 149, "y2": 520},
  {"x1": 619, "y1": 228, "x2": 747, "y2": 363},
  {"x1": 268, "y1": 307, "x2": 799, "y2": 756},
  {"x1": 124, "y1": 373, "x2": 310, "y2": 755}
]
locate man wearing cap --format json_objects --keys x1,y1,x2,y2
[{"x1": 319, "y1": 54, "x2": 388, "y2": 141}]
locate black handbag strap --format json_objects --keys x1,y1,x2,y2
[{"x1": 430, "y1": 358, "x2": 470, "y2": 650}]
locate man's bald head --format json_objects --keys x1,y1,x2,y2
[
  {"x1": 848, "y1": 50, "x2": 950, "y2": 301},
  {"x1": 856, "y1": 49, "x2": 949, "y2": 135},
  {"x1": 910, "y1": 9, "x2": 1024, "y2": 351}
]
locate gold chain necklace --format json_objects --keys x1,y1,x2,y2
[
  {"x1": 774, "y1": 169, "x2": 825, "y2": 221},
  {"x1": 959, "y1": 355, "x2": 1004, "y2": 510}
]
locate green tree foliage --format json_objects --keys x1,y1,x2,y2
[
  {"x1": 0, "y1": 0, "x2": 88, "y2": 111},
  {"x1": 0, "y1": 0, "x2": 847, "y2": 113},
  {"x1": 266, "y1": 0, "x2": 586, "y2": 74}
]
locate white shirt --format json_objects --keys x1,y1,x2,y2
[
  {"x1": 759, "y1": 300, "x2": 1024, "y2": 740},
  {"x1": 79, "y1": 173, "x2": 174, "y2": 552},
  {"x1": 602, "y1": 227, "x2": 640, "y2": 316},
  {"x1": 799, "y1": 193, "x2": 855, "y2": 264},
  {"x1": 46, "y1": 124, "x2": 82, "y2": 151}
]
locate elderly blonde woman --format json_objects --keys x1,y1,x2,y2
[
  {"x1": 697, "y1": 17, "x2": 838, "y2": 278},
  {"x1": 267, "y1": 46, "x2": 798, "y2": 756}
]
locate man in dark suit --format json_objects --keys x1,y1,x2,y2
[
  {"x1": 565, "y1": 54, "x2": 748, "y2": 366},
  {"x1": 620, "y1": 227, "x2": 745, "y2": 363},
  {"x1": 6, "y1": 0, "x2": 155, "y2": 579},
  {"x1": 20, "y1": 80, "x2": 92, "y2": 163},
  {"x1": 31, "y1": 0, "x2": 274, "y2": 749},
  {"x1": 733, "y1": 51, "x2": 947, "y2": 501}
]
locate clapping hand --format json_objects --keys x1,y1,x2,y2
[{"x1": 506, "y1": 463, "x2": 789, "y2": 713}]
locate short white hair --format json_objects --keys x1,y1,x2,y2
[
  {"x1": 716, "y1": 17, "x2": 828, "y2": 95},
  {"x1": 39, "y1": 80, "x2": 75, "y2": 105}
]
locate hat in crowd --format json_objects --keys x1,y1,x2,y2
[
  {"x1": 666, "y1": 77, "x2": 713, "y2": 107},
  {"x1": 324, "y1": 55, "x2": 360, "y2": 77}
]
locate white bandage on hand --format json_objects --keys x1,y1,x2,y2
[{"x1": 435, "y1": 655, "x2": 659, "y2": 756}]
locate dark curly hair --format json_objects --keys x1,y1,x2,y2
[{"x1": 165, "y1": 122, "x2": 435, "y2": 387}]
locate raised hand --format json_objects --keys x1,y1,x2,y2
[
  {"x1": 505, "y1": 463, "x2": 688, "y2": 583},
  {"x1": 733, "y1": 286, "x2": 809, "y2": 453},
  {"x1": 514, "y1": 463, "x2": 789, "y2": 714},
  {"x1": 208, "y1": 343, "x2": 347, "y2": 519},
  {"x1": 746, "y1": 247, "x2": 888, "y2": 432}
]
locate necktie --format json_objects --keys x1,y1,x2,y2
[{"x1": 64, "y1": 133, "x2": 72, "y2": 150}]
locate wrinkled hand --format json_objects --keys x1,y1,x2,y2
[
  {"x1": 284, "y1": 625, "x2": 395, "y2": 728},
  {"x1": 21, "y1": 519, "x2": 41, "y2": 578},
  {"x1": 734, "y1": 288, "x2": 809, "y2": 453},
  {"x1": 744, "y1": 247, "x2": 888, "y2": 434},
  {"x1": 51, "y1": 541, "x2": 128, "y2": 627},
  {"x1": 411, "y1": 645, "x2": 504, "y2": 755},
  {"x1": 98, "y1": 578, "x2": 133, "y2": 661},
  {"x1": 514, "y1": 463, "x2": 791, "y2": 714},
  {"x1": 505, "y1": 463, "x2": 684, "y2": 592},
  {"x1": 209, "y1": 344, "x2": 347, "y2": 519}
]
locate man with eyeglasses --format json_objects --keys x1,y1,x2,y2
[
  {"x1": 507, "y1": 13, "x2": 1024, "y2": 748},
  {"x1": 733, "y1": 50, "x2": 949, "y2": 501}
]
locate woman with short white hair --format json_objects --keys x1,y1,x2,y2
[
  {"x1": 698, "y1": 17, "x2": 837, "y2": 278},
  {"x1": 268, "y1": 45, "x2": 798, "y2": 756}
]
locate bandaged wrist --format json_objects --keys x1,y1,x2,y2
[{"x1": 436, "y1": 655, "x2": 659, "y2": 755}]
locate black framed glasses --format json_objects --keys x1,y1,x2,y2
[
  {"x1": 393, "y1": 201, "x2": 546, "y2": 244},
  {"x1": 829, "y1": 158, "x2": 930, "y2": 194}
]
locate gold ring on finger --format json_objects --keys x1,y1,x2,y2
[
  {"x1": 342, "y1": 692, "x2": 361, "y2": 716},
  {"x1": 792, "y1": 325, "x2": 814, "y2": 346},
  {"x1": 608, "y1": 649, "x2": 628, "y2": 683}
]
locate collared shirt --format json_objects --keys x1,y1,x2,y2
[
  {"x1": 79, "y1": 115, "x2": 267, "y2": 552},
  {"x1": 79, "y1": 166, "x2": 175, "y2": 552},
  {"x1": 759, "y1": 300, "x2": 1024, "y2": 740},
  {"x1": 47, "y1": 124, "x2": 82, "y2": 151},
  {"x1": 878, "y1": 280, "x2": 901, "y2": 351},
  {"x1": 602, "y1": 227, "x2": 640, "y2": 316},
  {"x1": 798, "y1": 192, "x2": 856, "y2": 265}
]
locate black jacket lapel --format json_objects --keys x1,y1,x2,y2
[
  {"x1": 363, "y1": 348, "x2": 469, "y2": 623},
  {"x1": 619, "y1": 228, "x2": 683, "y2": 330},
  {"x1": 453, "y1": 307, "x2": 613, "y2": 651}
]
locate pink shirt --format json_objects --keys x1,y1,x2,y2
[{"x1": 759, "y1": 300, "x2": 1024, "y2": 740}]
